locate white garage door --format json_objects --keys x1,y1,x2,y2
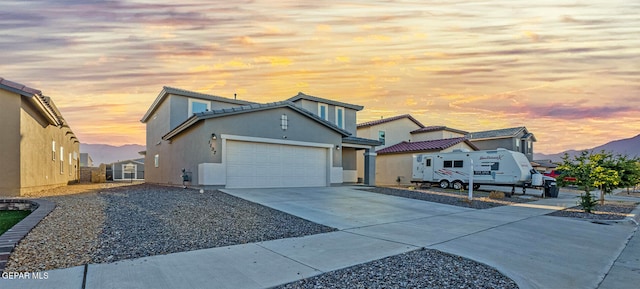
[{"x1": 226, "y1": 141, "x2": 328, "y2": 188}]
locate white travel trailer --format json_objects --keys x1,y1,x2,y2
[{"x1": 411, "y1": 148, "x2": 545, "y2": 194}]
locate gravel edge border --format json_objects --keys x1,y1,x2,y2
[{"x1": 0, "y1": 199, "x2": 55, "y2": 273}]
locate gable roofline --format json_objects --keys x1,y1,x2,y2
[
  {"x1": 377, "y1": 137, "x2": 479, "y2": 155},
  {"x1": 0, "y1": 77, "x2": 64, "y2": 127},
  {"x1": 466, "y1": 126, "x2": 534, "y2": 141},
  {"x1": 410, "y1": 125, "x2": 469, "y2": 135},
  {"x1": 162, "y1": 101, "x2": 351, "y2": 141},
  {"x1": 141, "y1": 86, "x2": 257, "y2": 123},
  {"x1": 357, "y1": 114, "x2": 425, "y2": 129},
  {"x1": 286, "y1": 92, "x2": 364, "y2": 111}
]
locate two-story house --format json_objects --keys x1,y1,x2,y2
[
  {"x1": 466, "y1": 127, "x2": 536, "y2": 161},
  {"x1": 0, "y1": 77, "x2": 80, "y2": 197},
  {"x1": 141, "y1": 87, "x2": 380, "y2": 188},
  {"x1": 356, "y1": 114, "x2": 477, "y2": 185}
]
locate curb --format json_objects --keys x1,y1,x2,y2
[{"x1": 0, "y1": 199, "x2": 55, "y2": 273}]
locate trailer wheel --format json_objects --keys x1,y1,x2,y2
[
  {"x1": 439, "y1": 180, "x2": 450, "y2": 189},
  {"x1": 522, "y1": 187, "x2": 526, "y2": 194},
  {"x1": 452, "y1": 181, "x2": 464, "y2": 190}
]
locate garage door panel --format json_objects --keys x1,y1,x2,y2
[{"x1": 226, "y1": 140, "x2": 327, "y2": 188}]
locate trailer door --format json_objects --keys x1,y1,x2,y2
[{"x1": 423, "y1": 157, "x2": 434, "y2": 181}]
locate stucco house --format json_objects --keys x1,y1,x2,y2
[
  {"x1": 0, "y1": 77, "x2": 80, "y2": 197},
  {"x1": 112, "y1": 158, "x2": 145, "y2": 181},
  {"x1": 141, "y1": 87, "x2": 380, "y2": 188},
  {"x1": 466, "y1": 127, "x2": 536, "y2": 161},
  {"x1": 356, "y1": 114, "x2": 474, "y2": 185}
]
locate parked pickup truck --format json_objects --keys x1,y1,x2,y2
[{"x1": 544, "y1": 170, "x2": 577, "y2": 182}]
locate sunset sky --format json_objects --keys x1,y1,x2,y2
[{"x1": 1, "y1": 0, "x2": 638, "y2": 154}]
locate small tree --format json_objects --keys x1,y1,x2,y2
[
  {"x1": 617, "y1": 157, "x2": 640, "y2": 194},
  {"x1": 557, "y1": 151, "x2": 622, "y2": 210}
]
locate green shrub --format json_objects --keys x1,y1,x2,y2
[{"x1": 578, "y1": 192, "x2": 598, "y2": 213}]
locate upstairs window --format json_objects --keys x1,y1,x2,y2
[
  {"x1": 52, "y1": 141, "x2": 56, "y2": 161},
  {"x1": 318, "y1": 103, "x2": 328, "y2": 120},
  {"x1": 335, "y1": 107, "x2": 344, "y2": 128},
  {"x1": 188, "y1": 98, "x2": 211, "y2": 116},
  {"x1": 154, "y1": 154, "x2": 159, "y2": 168},
  {"x1": 280, "y1": 114, "x2": 288, "y2": 130},
  {"x1": 378, "y1": 131, "x2": 385, "y2": 145}
]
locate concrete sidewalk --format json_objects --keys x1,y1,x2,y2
[{"x1": 0, "y1": 187, "x2": 638, "y2": 289}]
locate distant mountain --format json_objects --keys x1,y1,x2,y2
[
  {"x1": 80, "y1": 144, "x2": 145, "y2": 165},
  {"x1": 535, "y1": 134, "x2": 640, "y2": 162}
]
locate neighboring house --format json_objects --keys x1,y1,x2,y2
[
  {"x1": 141, "y1": 87, "x2": 380, "y2": 188},
  {"x1": 80, "y1": 153, "x2": 94, "y2": 167},
  {"x1": 531, "y1": 159, "x2": 557, "y2": 173},
  {"x1": 375, "y1": 138, "x2": 479, "y2": 185},
  {"x1": 466, "y1": 127, "x2": 536, "y2": 161},
  {"x1": 0, "y1": 77, "x2": 80, "y2": 197},
  {"x1": 356, "y1": 114, "x2": 471, "y2": 185},
  {"x1": 112, "y1": 158, "x2": 145, "y2": 181}
]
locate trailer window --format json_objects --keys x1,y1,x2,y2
[
  {"x1": 454, "y1": 160, "x2": 463, "y2": 168},
  {"x1": 444, "y1": 161, "x2": 452, "y2": 168},
  {"x1": 491, "y1": 162, "x2": 500, "y2": 170},
  {"x1": 425, "y1": 159, "x2": 431, "y2": 167}
]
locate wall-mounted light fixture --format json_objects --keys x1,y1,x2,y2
[
  {"x1": 336, "y1": 145, "x2": 341, "y2": 150},
  {"x1": 211, "y1": 133, "x2": 217, "y2": 140}
]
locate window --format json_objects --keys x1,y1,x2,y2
[
  {"x1": 69, "y1": 153, "x2": 72, "y2": 165},
  {"x1": 123, "y1": 164, "x2": 136, "y2": 179},
  {"x1": 335, "y1": 107, "x2": 344, "y2": 128},
  {"x1": 154, "y1": 154, "x2": 159, "y2": 168},
  {"x1": 188, "y1": 98, "x2": 211, "y2": 116},
  {"x1": 515, "y1": 139, "x2": 520, "y2": 149},
  {"x1": 52, "y1": 141, "x2": 56, "y2": 161},
  {"x1": 318, "y1": 103, "x2": 328, "y2": 120},
  {"x1": 281, "y1": 114, "x2": 288, "y2": 130},
  {"x1": 425, "y1": 159, "x2": 431, "y2": 167},
  {"x1": 453, "y1": 160, "x2": 464, "y2": 168},
  {"x1": 378, "y1": 131, "x2": 385, "y2": 145},
  {"x1": 60, "y1": 146, "x2": 64, "y2": 174},
  {"x1": 444, "y1": 160, "x2": 453, "y2": 168}
]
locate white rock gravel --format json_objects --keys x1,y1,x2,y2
[{"x1": 274, "y1": 248, "x2": 518, "y2": 289}]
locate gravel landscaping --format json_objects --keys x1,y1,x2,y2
[
  {"x1": 547, "y1": 201, "x2": 639, "y2": 220},
  {"x1": 274, "y1": 248, "x2": 518, "y2": 289},
  {"x1": 362, "y1": 186, "x2": 537, "y2": 209},
  {"x1": 5, "y1": 183, "x2": 335, "y2": 271}
]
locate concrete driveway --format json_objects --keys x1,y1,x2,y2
[{"x1": 223, "y1": 186, "x2": 637, "y2": 289}]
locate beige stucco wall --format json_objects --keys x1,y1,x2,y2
[
  {"x1": 411, "y1": 130, "x2": 465, "y2": 142},
  {"x1": 0, "y1": 90, "x2": 22, "y2": 196},
  {"x1": 356, "y1": 118, "x2": 422, "y2": 180},
  {"x1": 0, "y1": 91, "x2": 79, "y2": 197}
]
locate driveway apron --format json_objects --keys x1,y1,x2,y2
[{"x1": 223, "y1": 186, "x2": 637, "y2": 289}]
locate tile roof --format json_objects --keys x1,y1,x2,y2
[
  {"x1": 357, "y1": 114, "x2": 424, "y2": 128},
  {"x1": 376, "y1": 137, "x2": 478, "y2": 154},
  {"x1": 286, "y1": 92, "x2": 364, "y2": 111},
  {"x1": 466, "y1": 127, "x2": 527, "y2": 140},
  {"x1": 163, "y1": 101, "x2": 352, "y2": 140},
  {"x1": 411, "y1": 126, "x2": 468, "y2": 135},
  {"x1": 0, "y1": 77, "x2": 42, "y2": 96},
  {"x1": 0, "y1": 77, "x2": 69, "y2": 129}
]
